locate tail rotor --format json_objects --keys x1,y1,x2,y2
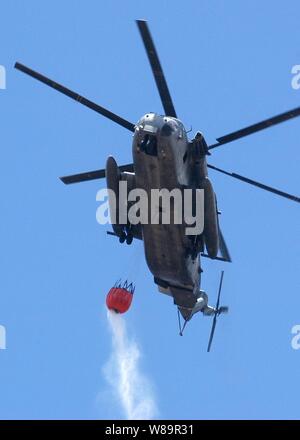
[{"x1": 207, "y1": 271, "x2": 228, "y2": 352}]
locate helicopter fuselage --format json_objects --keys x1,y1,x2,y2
[{"x1": 131, "y1": 113, "x2": 219, "y2": 317}]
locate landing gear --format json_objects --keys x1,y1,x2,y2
[
  {"x1": 126, "y1": 233, "x2": 133, "y2": 245},
  {"x1": 118, "y1": 226, "x2": 134, "y2": 245},
  {"x1": 119, "y1": 232, "x2": 126, "y2": 244}
]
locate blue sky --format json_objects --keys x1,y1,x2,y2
[{"x1": 0, "y1": 0, "x2": 299, "y2": 419}]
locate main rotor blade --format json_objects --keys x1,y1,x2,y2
[
  {"x1": 207, "y1": 271, "x2": 224, "y2": 352},
  {"x1": 15, "y1": 62, "x2": 135, "y2": 132},
  {"x1": 136, "y1": 20, "x2": 177, "y2": 118},
  {"x1": 208, "y1": 164, "x2": 300, "y2": 203},
  {"x1": 60, "y1": 163, "x2": 134, "y2": 184},
  {"x1": 209, "y1": 106, "x2": 300, "y2": 150}
]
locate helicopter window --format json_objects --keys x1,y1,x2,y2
[
  {"x1": 140, "y1": 135, "x2": 158, "y2": 156},
  {"x1": 161, "y1": 122, "x2": 174, "y2": 136}
]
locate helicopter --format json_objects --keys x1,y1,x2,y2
[{"x1": 15, "y1": 20, "x2": 300, "y2": 350}]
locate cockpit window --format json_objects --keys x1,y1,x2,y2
[
  {"x1": 161, "y1": 123, "x2": 174, "y2": 136},
  {"x1": 140, "y1": 135, "x2": 158, "y2": 156}
]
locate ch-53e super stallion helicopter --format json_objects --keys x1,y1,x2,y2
[{"x1": 15, "y1": 20, "x2": 300, "y2": 350}]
